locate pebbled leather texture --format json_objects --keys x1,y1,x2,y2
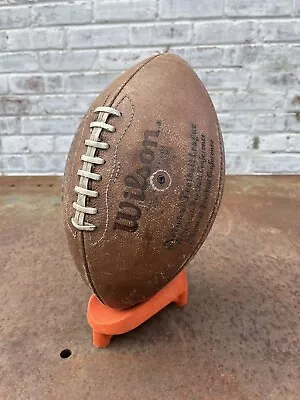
[{"x1": 62, "y1": 53, "x2": 225, "y2": 310}]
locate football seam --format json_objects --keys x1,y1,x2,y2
[{"x1": 88, "y1": 95, "x2": 135, "y2": 247}]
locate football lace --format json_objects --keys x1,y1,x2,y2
[{"x1": 71, "y1": 106, "x2": 121, "y2": 231}]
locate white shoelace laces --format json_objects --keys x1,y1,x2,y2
[{"x1": 71, "y1": 106, "x2": 121, "y2": 231}]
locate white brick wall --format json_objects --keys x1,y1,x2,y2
[{"x1": 0, "y1": 0, "x2": 299, "y2": 175}]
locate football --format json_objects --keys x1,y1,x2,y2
[{"x1": 62, "y1": 53, "x2": 225, "y2": 310}]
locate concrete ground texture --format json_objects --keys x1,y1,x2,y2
[{"x1": 0, "y1": 176, "x2": 299, "y2": 399}]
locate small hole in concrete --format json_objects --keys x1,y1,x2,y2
[
  {"x1": 60, "y1": 349, "x2": 72, "y2": 359},
  {"x1": 10, "y1": 184, "x2": 15, "y2": 187}
]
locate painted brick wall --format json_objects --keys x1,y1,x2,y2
[{"x1": 0, "y1": 0, "x2": 299, "y2": 175}]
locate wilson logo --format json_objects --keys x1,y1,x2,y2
[{"x1": 113, "y1": 121, "x2": 161, "y2": 232}]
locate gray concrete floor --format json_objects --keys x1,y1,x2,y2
[{"x1": 0, "y1": 176, "x2": 299, "y2": 400}]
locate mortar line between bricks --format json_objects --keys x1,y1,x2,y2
[
  {"x1": 3, "y1": 132, "x2": 296, "y2": 138},
  {"x1": 0, "y1": 111, "x2": 291, "y2": 118},
  {"x1": 1, "y1": 47, "x2": 165, "y2": 54},
  {"x1": 56, "y1": 40, "x2": 300, "y2": 49},
  {"x1": 2, "y1": 15, "x2": 300, "y2": 31},
  {"x1": 1, "y1": 88, "x2": 246, "y2": 95},
  {"x1": 0, "y1": 90, "x2": 287, "y2": 97},
  {"x1": 2, "y1": 41, "x2": 298, "y2": 49},
  {"x1": 16, "y1": 111, "x2": 289, "y2": 118},
  {"x1": 1, "y1": 43, "x2": 299, "y2": 56}
]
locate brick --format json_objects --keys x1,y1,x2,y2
[
  {"x1": 254, "y1": 114, "x2": 287, "y2": 132},
  {"x1": 2, "y1": 136, "x2": 28, "y2": 153},
  {"x1": 39, "y1": 50, "x2": 97, "y2": 72},
  {"x1": 26, "y1": 153, "x2": 67, "y2": 173},
  {"x1": 288, "y1": 134, "x2": 300, "y2": 151},
  {"x1": 260, "y1": 20, "x2": 300, "y2": 42},
  {"x1": 223, "y1": 134, "x2": 253, "y2": 152},
  {"x1": 171, "y1": 46, "x2": 223, "y2": 67},
  {"x1": 225, "y1": 0, "x2": 293, "y2": 16},
  {"x1": 194, "y1": 21, "x2": 257, "y2": 45},
  {"x1": 95, "y1": 0, "x2": 157, "y2": 21},
  {"x1": 258, "y1": 134, "x2": 288, "y2": 152},
  {"x1": 225, "y1": 153, "x2": 250, "y2": 174},
  {"x1": 254, "y1": 134, "x2": 289, "y2": 152},
  {"x1": 32, "y1": 2, "x2": 92, "y2": 26},
  {"x1": 5, "y1": 28, "x2": 65, "y2": 50},
  {"x1": 27, "y1": 136, "x2": 53, "y2": 153},
  {"x1": 223, "y1": 44, "x2": 296, "y2": 71},
  {"x1": 93, "y1": 48, "x2": 163, "y2": 71},
  {"x1": 223, "y1": 45, "x2": 260, "y2": 66},
  {"x1": 9, "y1": 75, "x2": 44, "y2": 94},
  {"x1": 286, "y1": 113, "x2": 300, "y2": 132},
  {"x1": 2, "y1": 155, "x2": 26, "y2": 172},
  {"x1": 68, "y1": 25, "x2": 129, "y2": 49},
  {"x1": 0, "y1": 52, "x2": 39, "y2": 72},
  {"x1": 0, "y1": 117, "x2": 21, "y2": 135},
  {"x1": 223, "y1": 91, "x2": 284, "y2": 111},
  {"x1": 54, "y1": 135, "x2": 73, "y2": 152},
  {"x1": 0, "y1": 6, "x2": 30, "y2": 28},
  {"x1": 22, "y1": 116, "x2": 79, "y2": 135},
  {"x1": 26, "y1": 154, "x2": 48, "y2": 172},
  {"x1": 251, "y1": 68, "x2": 299, "y2": 90},
  {"x1": 42, "y1": 94, "x2": 95, "y2": 115},
  {"x1": 0, "y1": 96, "x2": 43, "y2": 116},
  {"x1": 160, "y1": 0, "x2": 223, "y2": 18},
  {"x1": 66, "y1": 72, "x2": 117, "y2": 93},
  {"x1": 255, "y1": 45, "x2": 292, "y2": 67},
  {"x1": 5, "y1": 29, "x2": 30, "y2": 50},
  {"x1": 296, "y1": 0, "x2": 300, "y2": 15},
  {"x1": 0, "y1": 75, "x2": 8, "y2": 94},
  {"x1": 218, "y1": 113, "x2": 253, "y2": 132},
  {"x1": 31, "y1": 28, "x2": 65, "y2": 50},
  {"x1": 130, "y1": 22, "x2": 192, "y2": 46},
  {"x1": 250, "y1": 154, "x2": 300, "y2": 173},
  {"x1": 25, "y1": 154, "x2": 51, "y2": 172},
  {"x1": 44, "y1": 74, "x2": 65, "y2": 93},
  {"x1": 197, "y1": 68, "x2": 250, "y2": 90}
]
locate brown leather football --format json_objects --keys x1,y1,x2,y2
[{"x1": 62, "y1": 53, "x2": 225, "y2": 310}]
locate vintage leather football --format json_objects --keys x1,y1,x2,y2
[{"x1": 62, "y1": 53, "x2": 225, "y2": 310}]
